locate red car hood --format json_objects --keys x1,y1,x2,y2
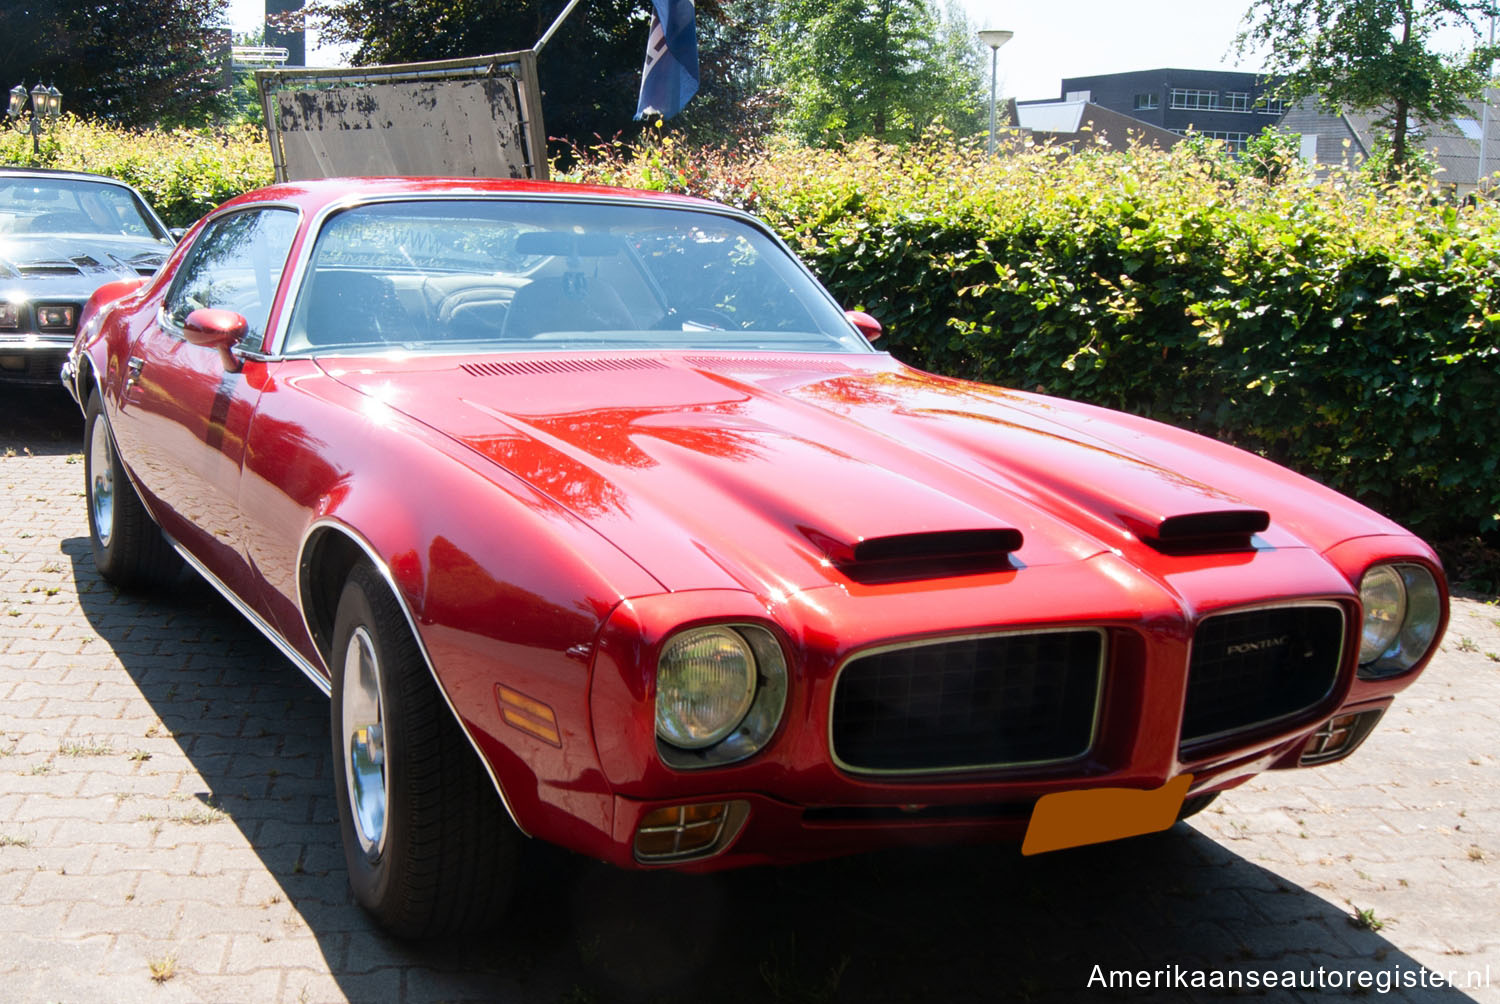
[{"x1": 320, "y1": 352, "x2": 1404, "y2": 596}]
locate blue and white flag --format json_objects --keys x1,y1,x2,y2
[{"x1": 635, "y1": 0, "x2": 698, "y2": 120}]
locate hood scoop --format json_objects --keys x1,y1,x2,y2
[
  {"x1": 18, "y1": 260, "x2": 83, "y2": 276},
  {"x1": 1123, "y1": 508, "x2": 1270, "y2": 555},
  {"x1": 806, "y1": 527, "x2": 1024, "y2": 585}
]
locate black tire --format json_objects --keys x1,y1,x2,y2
[
  {"x1": 1177, "y1": 791, "x2": 1221, "y2": 822},
  {"x1": 330, "y1": 563, "x2": 517, "y2": 938},
  {"x1": 84, "y1": 391, "x2": 179, "y2": 588}
]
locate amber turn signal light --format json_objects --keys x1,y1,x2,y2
[
  {"x1": 633, "y1": 801, "x2": 749, "y2": 862},
  {"x1": 1298, "y1": 709, "x2": 1384, "y2": 766}
]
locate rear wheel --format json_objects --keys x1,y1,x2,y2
[
  {"x1": 84, "y1": 391, "x2": 179, "y2": 588},
  {"x1": 330, "y1": 563, "x2": 517, "y2": 937}
]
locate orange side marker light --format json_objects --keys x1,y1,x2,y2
[{"x1": 496, "y1": 685, "x2": 562, "y2": 747}]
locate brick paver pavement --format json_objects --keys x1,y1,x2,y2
[{"x1": 2, "y1": 386, "x2": 1497, "y2": 1003}]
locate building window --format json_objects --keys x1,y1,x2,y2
[
  {"x1": 1169, "y1": 88, "x2": 1218, "y2": 110},
  {"x1": 1172, "y1": 129, "x2": 1252, "y2": 153},
  {"x1": 1224, "y1": 91, "x2": 1251, "y2": 112},
  {"x1": 1133, "y1": 92, "x2": 1160, "y2": 111},
  {"x1": 1260, "y1": 97, "x2": 1287, "y2": 115}
]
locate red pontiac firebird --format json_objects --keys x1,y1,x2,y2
[{"x1": 64, "y1": 178, "x2": 1448, "y2": 937}]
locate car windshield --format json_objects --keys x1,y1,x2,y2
[
  {"x1": 281, "y1": 198, "x2": 874, "y2": 355},
  {"x1": 0, "y1": 177, "x2": 167, "y2": 240}
]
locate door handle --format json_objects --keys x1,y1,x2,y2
[{"x1": 125, "y1": 355, "x2": 144, "y2": 389}]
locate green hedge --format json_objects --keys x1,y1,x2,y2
[
  {"x1": 1, "y1": 116, "x2": 272, "y2": 227},
  {"x1": 567, "y1": 134, "x2": 1500, "y2": 546}
]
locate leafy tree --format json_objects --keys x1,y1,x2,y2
[
  {"x1": 307, "y1": 0, "x2": 643, "y2": 153},
  {"x1": 0, "y1": 0, "x2": 230, "y2": 127},
  {"x1": 1237, "y1": 0, "x2": 1500, "y2": 168},
  {"x1": 1241, "y1": 125, "x2": 1303, "y2": 182},
  {"x1": 305, "y1": 0, "x2": 766, "y2": 153},
  {"x1": 226, "y1": 29, "x2": 269, "y2": 128},
  {"x1": 764, "y1": 0, "x2": 984, "y2": 145},
  {"x1": 671, "y1": 0, "x2": 780, "y2": 145}
]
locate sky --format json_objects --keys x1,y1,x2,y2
[
  {"x1": 226, "y1": 0, "x2": 1265, "y2": 92},
  {"x1": 223, "y1": 1, "x2": 1500, "y2": 102},
  {"x1": 955, "y1": 1, "x2": 1264, "y2": 101}
]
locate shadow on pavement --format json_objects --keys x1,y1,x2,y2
[
  {"x1": 58, "y1": 535, "x2": 1486, "y2": 1003},
  {"x1": 0, "y1": 384, "x2": 83, "y2": 458}
]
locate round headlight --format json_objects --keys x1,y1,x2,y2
[
  {"x1": 1395, "y1": 565, "x2": 1442, "y2": 662},
  {"x1": 656, "y1": 627, "x2": 757, "y2": 750},
  {"x1": 1359, "y1": 563, "x2": 1443, "y2": 679},
  {"x1": 1358, "y1": 565, "x2": 1407, "y2": 664}
]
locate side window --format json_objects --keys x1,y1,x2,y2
[{"x1": 163, "y1": 208, "x2": 298, "y2": 350}]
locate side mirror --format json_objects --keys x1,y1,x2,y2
[
  {"x1": 845, "y1": 309, "x2": 882, "y2": 342},
  {"x1": 169, "y1": 227, "x2": 187, "y2": 243},
  {"x1": 183, "y1": 308, "x2": 248, "y2": 373}
]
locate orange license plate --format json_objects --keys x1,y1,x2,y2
[{"x1": 1022, "y1": 774, "x2": 1194, "y2": 855}]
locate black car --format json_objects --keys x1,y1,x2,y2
[{"x1": 1, "y1": 168, "x2": 174, "y2": 384}]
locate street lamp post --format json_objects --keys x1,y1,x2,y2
[
  {"x1": 1479, "y1": 14, "x2": 1495, "y2": 190},
  {"x1": 7, "y1": 82, "x2": 63, "y2": 155},
  {"x1": 978, "y1": 29, "x2": 1013, "y2": 156}
]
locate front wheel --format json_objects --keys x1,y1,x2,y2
[
  {"x1": 330, "y1": 563, "x2": 517, "y2": 937},
  {"x1": 1177, "y1": 791, "x2": 1220, "y2": 822},
  {"x1": 83, "y1": 392, "x2": 179, "y2": 588}
]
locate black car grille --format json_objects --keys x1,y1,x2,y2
[
  {"x1": 0, "y1": 346, "x2": 69, "y2": 384},
  {"x1": 831, "y1": 629, "x2": 1103, "y2": 774},
  {"x1": 1180, "y1": 604, "x2": 1346, "y2": 750}
]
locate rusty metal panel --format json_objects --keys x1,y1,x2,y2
[{"x1": 257, "y1": 52, "x2": 546, "y2": 183}]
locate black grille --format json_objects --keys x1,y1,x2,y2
[
  {"x1": 0, "y1": 347, "x2": 69, "y2": 385},
  {"x1": 831, "y1": 630, "x2": 1103, "y2": 773},
  {"x1": 1181, "y1": 605, "x2": 1345, "y2": 749}
]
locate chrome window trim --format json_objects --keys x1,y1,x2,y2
[
  {"x1": 827, "y1": 625, "x2": 1108, "y2": 778},
  {"x1": 1179, "y1": 598, "x2": 1348, "y2": 750},
  {"x1": 263, "y1": 190, "x2": 881, "y2": 359},
  {"x1": 157, "y1": 203, "x2": 304, "y2": 351},
  {"x1": 295, "y1": 517, "x2": 527, "y2": 835}
]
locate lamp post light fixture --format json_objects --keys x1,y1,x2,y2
[
  {"x1": 978, "y1": 29, "x2": 1013, "y2": 157},
  {"x1": 7, "y1": 82, "x2": 63, "y2": 154}
]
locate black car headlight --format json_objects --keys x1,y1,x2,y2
[
  {"x1": 655, "y1": 624, "x2": 787, "y2": 769},
  {"x1": 1358, "y1": 563, "x2": 1442, "y2": 679},
  {"x1": 0, "y1": 302, "x2": 18, "y2": 329},
  {"x1": 35, "y1": 303, "x2": 78, "y2": 333}
]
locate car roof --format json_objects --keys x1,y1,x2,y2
[
  {"x1": 215, "y1": 176, "x2": 725, "y2": 216},
  {"x1": 0, "y1": 166, "x2": 141, "y2": 187}
]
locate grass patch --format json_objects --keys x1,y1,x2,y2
[
  {"x1": 59, "y1": 740, "x2": 114, "y2": 758},
  {"x1": 1348, "y1": 905, "x2": 1389, "y2": 932},
  {"x1": 139, "y1": 804, "x2": 229, "y2": 827},
  {"x1": 147, "y1": 954, "x2": 177, "y2": 983}
]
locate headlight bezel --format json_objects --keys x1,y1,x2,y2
[
  {"x1": 654, "y1": 622, "x2": 788, "y2": 770},
  {"x1": 35, "y1": 302, "x2": 79, "y2": 333},
  {"x1": 1358, "y1": 562, "x2": 1443, "y2": 680}
]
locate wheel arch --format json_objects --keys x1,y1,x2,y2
[
  {"x1": 297, "y1": 517, "x2": 529, "y2": 835},
  {"x1": 73, "y1": 351, "x2": 99, "y2": 408}
]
